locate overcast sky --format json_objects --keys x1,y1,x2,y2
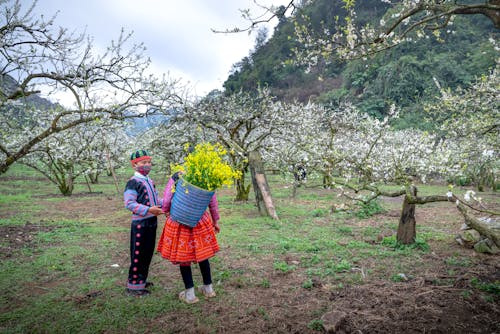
[{"x1": 23, "y1": 0, "x2": 290, "y2": 97}]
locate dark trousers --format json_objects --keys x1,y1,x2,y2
[
  {"x1": 179, "y1": 259, "x2": 212, "y2": 289},
  {"x1": 127, "y1": 216, "x2": 157, "y2": 289}
]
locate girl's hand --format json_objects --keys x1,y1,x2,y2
[
  {"x1": 213, "y1": 221, "x2": 220, "y2": 234},
  {"x1": 148, "y1": 206, "x2": 163, "y2": 216}
]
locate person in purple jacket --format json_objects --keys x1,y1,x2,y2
[{"x1": 123, "y1": 149, "x2": 163, "y2": 297}]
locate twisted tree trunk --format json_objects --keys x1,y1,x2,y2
[
  {"x1": 397, "y1": 185, "x2": 417, "y2": 244},
  {"x1": 235, "y1": 177, "x2": 251, "y2": 201}
]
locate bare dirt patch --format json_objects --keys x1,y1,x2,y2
[
  {"x1": 324, "y1": 278, "x2": 499, "y2": 334},
  {"x1": 151, "y1": 254, "x2": 499, "y2": 334},
  {"x1": 39, "y1": 194, "x2": 126, "y2": 224},
  {"x1": 0, "y1": 223, "x2": 57, "y2": 259},
  {"x1": 31, "y1": 191, "x2": 104, "y2": 198},
  {"x1": 0, "y1": 175, "x2": 47, "y2": 182}
]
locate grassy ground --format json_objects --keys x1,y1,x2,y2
[{"x1": 0, "y1": 165, "x2": 498, "y2": 333}]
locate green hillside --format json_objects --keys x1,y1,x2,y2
[{"x1": 222, "y1": 0, "x2": 498, "y2": 127}]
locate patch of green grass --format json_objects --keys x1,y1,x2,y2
[
  {"x1": 336, "y1": 226, "x2": 353, "y2": 235},
  {"x1": 1, "y1": 288, "x2": 186, "y2": 333},
  {"x1": 214, "y1": 268, "x2": 236, "y2": 282},
  {"x1": 0, "y1": 192, "x2": 34, "y2": 204},
  {"x1": 302, "y1": 278, "x2": 314, "y2": 289},
  {"x1": 355, "y1": 200, "x2": 385, "y2": 218},
  {"x1": 445, "y1": 256, "x2": 472, "y2": 267},
  {"x1": 483, "y1": 295, "x2": 495, "y2": 302},
  {"x1": 277, "y1": 237, "x2": 325, "y2": 253},
  {"x1": 309, "y1": 254, "x2": 321, "y2": 264},
  {"x1": 273, "y1": 260, "x2": 296, "y2": 273},
  {"x1": 257, "y1": 306, "x2": 270, "y2": 321},
  {"x1": 299, "y1": 190, "x2": 336, "y2": 201},
  {"x1": 471, "y1": 278, "x2": 500, "y2": 295},
  {"x1": 326, "y1": 259, "x2": 351, "y2": 273},
  {"x1": 311, "y1": 208, "x2": 329, "y2": 217},
  {"x1": 0, "y1": 231, "x2": 182, "y2": 333},
  {"x1": 390, "y1": 273, "x2": 408, "y2": 282},
  {"x1": 0, "y1": 216, "x2": 29, "y2": 227},
  {"x1": 362, "y1": 226, "x2": 382, "y2": 237},
  {"x1": 307, "y1": 318, "x2": 324, "y2": 331},
  {"x1": 381, "y1": 235, "x2": 430, "y2": 252},
  {"x1": 418, "y1": 230, "x2": 449, "y2": 241},
  {"x1": 277, "y1": 204, "x2": 314, "y2": 218},
  {"x1": 260, "y1": 278, "x2": 270, "y2": 288},
  {"x1": 461, "y1": 290, "x2": 473, "y2": 298}
]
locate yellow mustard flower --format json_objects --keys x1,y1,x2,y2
[{"x1": 181, "y1": 142, "x2": 241, "y2": 191}]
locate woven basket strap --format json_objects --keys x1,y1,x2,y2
[{"x1": 172, "y1": 172, "x2": 181, "y2": 183}]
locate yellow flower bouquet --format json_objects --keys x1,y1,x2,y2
[
  {"x1": 181, "y1": 142, "x2": 241, "y2": 191},
  {"x1": 170, "y1": 142, "x2": 240, "y2": 227}
]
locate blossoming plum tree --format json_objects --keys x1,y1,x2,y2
[
  {"x1": 265, "y1": 98, "x2": 497, "y2": 244},
  {"x1": 0, "y1": 0, "x2": 182, "y2": 174},
  {"x1": 425, "y1": 65, "x2": 499, "y2": 191},
  {"x1": 175, "y1": 88, "x2": 307, "y2": 200},
  {"x1": 261, "y1": 102, "x2": 321, "y2": 197},
  {"x1": 21, "y1": 120, "x2": 131, "y2": 195}
]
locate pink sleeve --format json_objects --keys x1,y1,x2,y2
[
  {"x1": 162, "y1": 177, "x2": 175, "y2": 213},
  {"x1": 208, "y1": 193, "x2": 220, "y2": 222}
]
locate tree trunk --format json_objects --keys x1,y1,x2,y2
[
  {"x1": 248, "y1": 150, "x2": 278, "y2": 219},
  {"x1": 397, "y1": 185, "x2": 417, "y2": 244},
  {"x1": 88, "y1": 172, "x2": 99, "y2": 184},
  {"x1": 323, "y1": 171, "x2": 332, "y2": 189},
  {"x1": 58, "y1": 179, "x2": 74, "y2": 196},
  {"x1": 105, "y1": 147, "x2": 120, "y2": 194},
  {"x1": 235, "y1": 176, "x2": 250, "y2": 201},
  {"x1": 0, "y1": 157, "x2": 15, "y2": 174},
  {"x1": 291, "y1": 183, "x2": 298, "y2": 198},
  {"x1": 84, "y1": 175, "x2": 93, "y2": 193}
]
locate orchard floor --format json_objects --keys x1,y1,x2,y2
[{"x1": 1, "y1": 186, "x2": 499, "y2": 334}]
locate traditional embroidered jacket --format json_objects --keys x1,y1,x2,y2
[{"x1": 124, "y1": 172, "x2": 163, "y2": 221}]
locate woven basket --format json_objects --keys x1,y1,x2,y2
[{"x1": 170, "y1": 177, "x2": 215, "y2": 227}]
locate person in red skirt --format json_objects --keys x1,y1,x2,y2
[{"x1": 157, "y1": 172, "x2": 221, "y2": 304}]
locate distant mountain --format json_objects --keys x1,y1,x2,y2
[
  {"x1": 0, "y1": 73, "x2": 17, "y2": 94},
  {"x1": 1, "y1": 73, "x2": 59, "y2": 110},
  {"x1": 125, "y1": 114, "x2": 172, "y2": 136}
]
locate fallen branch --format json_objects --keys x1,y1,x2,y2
[{"x1": 456, "y1": 202, "x2": 500, "y2": 248}]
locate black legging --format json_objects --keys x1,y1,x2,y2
[{"x1": 179, "y1": 259, "x2": 212, "y2": 289}]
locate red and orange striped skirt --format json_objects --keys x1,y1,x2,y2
[{"x1": 157, "y1": 211, "x2": 219, "y2": 264}]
